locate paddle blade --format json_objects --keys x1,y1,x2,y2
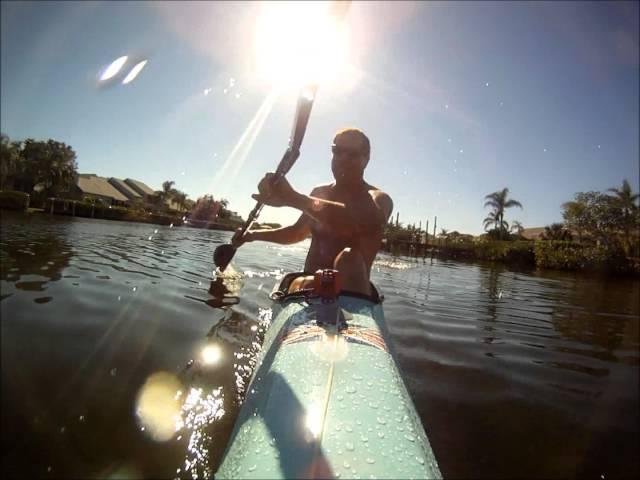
[{"x1": 213, "y1": 243, "x2": 236, "y2": 271}]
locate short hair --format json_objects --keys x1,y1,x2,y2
[{"x1": 334, "y1": 127, "x2": 370, "y2": 159}]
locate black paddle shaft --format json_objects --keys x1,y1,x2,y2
[{"x1": 213, "y1": 85, "x2": 318, "y2": 271}]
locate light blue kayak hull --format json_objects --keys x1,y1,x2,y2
[{"x1": 216, "y1": 293, "x2": 441, "y2": 479}]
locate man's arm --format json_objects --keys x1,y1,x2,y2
[
  {"x1": 244, "y1": 213, "x2": 311, "y2": 245},
  {"x1": 251, "y1": 173, "x2": 391, "y2": 239},
  {"x1": 290, "y1": 191, "x2": 392, "y2": 239}
]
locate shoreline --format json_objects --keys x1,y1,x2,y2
[
  {"x1": 1, "y1": 207, "x2": 239, "y2": 232},
  {"x1": 382, "y1": 241, "x2": 640, "y2": 277}
]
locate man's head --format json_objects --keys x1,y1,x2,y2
[{"x1": 331, "y1": 128, "x2": 370, "y2": 185}]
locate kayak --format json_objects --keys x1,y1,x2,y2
[{"x1": 215, "y1": 276, "x2": 442, "y2": 479}]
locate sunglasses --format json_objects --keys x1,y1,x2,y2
[{"x1": 331, "y1": 144, "x2": 363, "y2": 158}]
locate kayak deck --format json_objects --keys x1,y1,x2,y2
[{"x1": 216, "y1": 294, "x2": 441, "y2": 479}]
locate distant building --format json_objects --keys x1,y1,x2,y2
[
  {"x1": 521, "y1": 227, "x2": 546, "y2": 240},
  {"x1": 74, "y1": 174, "x2": 129, "y2": 205},
  {"x1": 124, "y1": 178, "x2": 155, "y2": 200},
  {"x1": 108, "y1": 178, "x2": 142, "y2": 202}
]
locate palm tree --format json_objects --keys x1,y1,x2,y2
[
  {"x1": 484, "y1": 188, "x2": 523, "y2": 240},
  {"x1": 173, "y1": 190, "x2": 188, "y2": 212},
  {"x1": 607, "y1": 179, "x2": 639, "y2": 255},
  {"x1": 483, "y1": 210, "x2": 509, "y2": 233},
  {"x1": 510, "y1": 220, "x2": 524, "y2": 236},
  {"x1": 161, "y1": 181, "x2": 175, "y2": 200}
]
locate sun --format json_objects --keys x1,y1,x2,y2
[{"x1": 254, "y1": 1, "x2": 350, "y2": 90}]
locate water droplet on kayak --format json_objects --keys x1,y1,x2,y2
[
  {"x1": 79, "y1": 415, "x2": 85, "y2": 422},
  {"x1": 377, "y1": 431, "x2": 385, "y2": 439},
  {"x1": 360, "y1": 435, "x2": 368, "y2": 443},
  {"x1": 346, "y1": 442, "x2": 354, "y2": 451},
  {"x1": 343, "y1": 461, "x2": 350, "y2": 469},
  {"x1": 248, "y1": 464, "x2": 256, "y2": 472},
  {"x1": 368, "y1": 402, "x2": 378, "y2": 409},
  {"x1": 376, "y1": 417, "x2": 386, "y2": 425},
  {"x1": 416, "y1": 456, "x2": 425, "y2": 465},
  {"x1": 366, "y1": 458, "x2": 375, "y2": 464},
  {"x1": 110, "y1": 368, "x2": 117, "y2": 376},
  {"x1": 345, "y1": 425, "x2": 353, "y2": 433},
  {"x1": 404, "y1": 433, "x2": 415, "y2": 442},
  {"x1": 352, "y1": 373, "x2": 363, "y2": 381},
  {"x1": 346, "y1": 385, "x2": 357, "y2": 394},
  {"x1": 337, "y1": 449, "x2": 343, "y2": 455},
  {"x1": 335, "y1": 424, "x2": 342, "y2": 431},
  {"x1": 337, "y1": 394, "x2": 344, "y2": 401}
]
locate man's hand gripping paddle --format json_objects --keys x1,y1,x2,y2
[{"x1": 213, "y1": 85, "x2": 318, "y2": 272}]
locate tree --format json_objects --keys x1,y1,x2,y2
[
  {"x1": 172, "y1": 190, "x2": 189, "y2": 212},
  {"x1": 510, "y1": 220, "x2": 524, "y2": 236},
  {"x1": 14, "y1": 138, "x2": 78, "y2": 197},
  {"x1": 541, "y1": 223, "x2": 573, "y2": 241},
  {"x1": 0, "y1": 133, "x2": 22, "y2": 190},
  {"x1": 607, "y1": 179, "x2": 639, "y2": 255},
  {"x1": 191, "y1": 194, "x2": 222, "y2": 222},
  {"x1": 484, "y1": 188, "x2": 522, "y2": 240},
  {"x1": 562, "y1": 191, "x2": 621, "y2": 246},
  {"x1": 561, "y1": 199, "x2": 589, "y2": 242},
  {"x1": 483, "y1": 210, "x2": 509, "y2": 233}
]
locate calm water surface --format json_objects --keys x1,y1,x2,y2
[{"x1": 1, "y1": 212, "x2": 638, "y2": 479}]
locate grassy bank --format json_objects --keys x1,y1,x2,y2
[{"x1": 384, "y1": 239, "x2": 639, "y2": 275}]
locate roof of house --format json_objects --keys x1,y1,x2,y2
[
  {"x1": 109, "y1": 178, "x2": 142, "y2": 199},
  {"x1": 521, "y1": 227, "x2": 546, "y2": 240},
  {"x1": 124, "y1": 178, "x2": 155, "y2": 196},
  {"x1": 77, "y1": 174, "x2": 128, "y2": 201}
]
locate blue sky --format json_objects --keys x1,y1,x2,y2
[{"x1": 2, "y1": 1, "x2": 638, "y2": 234}]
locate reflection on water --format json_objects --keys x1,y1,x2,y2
[{"x1": 1, "y1": 211, "x2": 638, "y2": 479}]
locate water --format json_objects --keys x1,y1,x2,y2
[{"x1": 1, "y1": 211, "x2": 638, "y2": 479}]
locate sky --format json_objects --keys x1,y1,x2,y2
[{"x1": 2, "y1": 1, "x2": 638, "y2": 235}]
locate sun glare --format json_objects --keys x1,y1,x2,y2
[{"x1": 254, "y1": 1, "x2": 350, "y2": 89}]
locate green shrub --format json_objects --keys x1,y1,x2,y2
[
  {"x1": 0, "y1": 190, "x2": 29, "y2": 210},
  {"x1": 534, "y1": 240, "x2": 633, "y2": 273}
]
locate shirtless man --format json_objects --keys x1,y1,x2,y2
[{"x1": 232, "y1": 128, "x2": 393, "y2": 298}]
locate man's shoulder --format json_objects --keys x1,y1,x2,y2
[
  {"x1": 366, "y1": 185, "x2": 393, "y2": 219},
  {"x1": 309, "y1": 182, "x2": 334, "y2": 197},
  {"x1": 366, "y1": 183, "x2": 391, "y2": 200}
]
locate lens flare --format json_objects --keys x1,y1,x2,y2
[
  {"x1": 201, "y1": 344, "x2": 221, "y2": 365},
  {"x1": 100, "y1": 56, "x2": 128, "y2": 81},
  {"x1": 135, "y1": 372, "x2": 183, "y2": 442},
  {"x1": 122, "y1": 60, "x2": 148, "y2": 84}
]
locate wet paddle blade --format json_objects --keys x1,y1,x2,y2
[{"x1": 213, "y1": 243, "x2": 236, "y2": 271}]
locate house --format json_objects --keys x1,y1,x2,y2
[
  {"x1": 124, "y1": 178, "x2": 155, "y2": 200},
  {"x1": 108, "y1": 178, "x2": 143, "y2": 202},
  {"x1": 74, "y1": 174, "x2": 129, "y2": 206},
  {"x1": 521, "y1": 227, "x2": 546, "y2": 240}
]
